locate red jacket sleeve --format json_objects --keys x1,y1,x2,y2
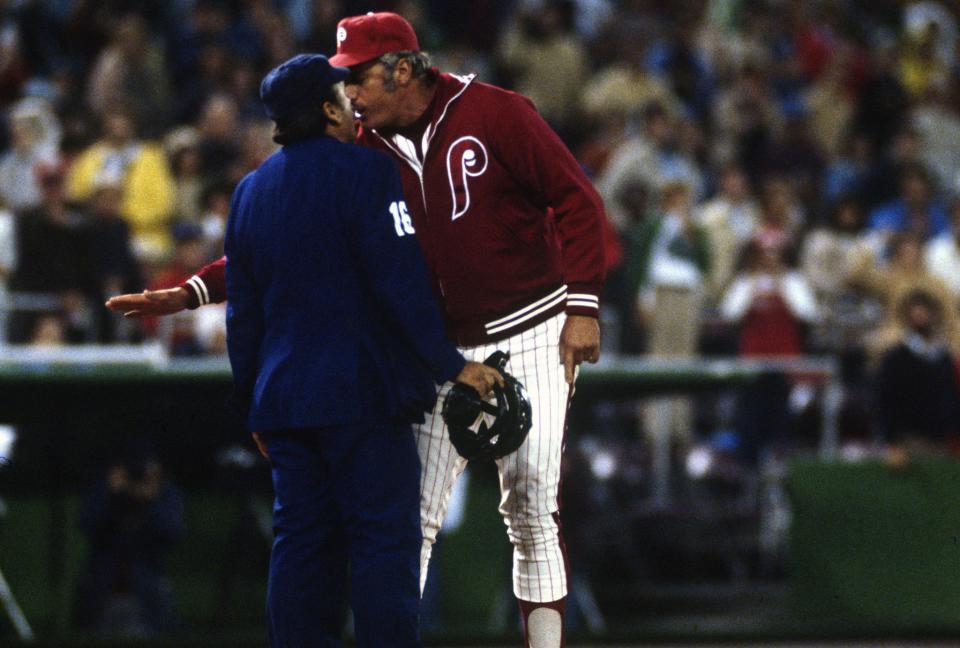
[
  {"x1": 178, "y1": 256, "x2": 226, "y2": 308},
  {"x1": 490, "y1": 91, "x2": 606, "y2": 317}
]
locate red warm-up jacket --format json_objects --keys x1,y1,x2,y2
[{"x1": 182, "y1": 73, "x2": 606, "y2": 345}]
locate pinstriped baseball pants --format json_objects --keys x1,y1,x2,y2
[{"x1": 415, "y1": 313, "x2": 571, "y2": 603}]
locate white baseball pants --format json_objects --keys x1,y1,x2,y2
[{"x1": 415, "y1": 313, "x2": 572, "y2": 603}]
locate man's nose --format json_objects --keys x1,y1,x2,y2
[{"x1": 344, "y1": 83, "x2": 358, "y2": 100}]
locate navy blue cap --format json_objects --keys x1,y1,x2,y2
[{"x1": 260, "y1": 54, "x2": 350, "y2": 121}]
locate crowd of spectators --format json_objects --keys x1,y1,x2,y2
[{"x1": 0, "y1": 0, "x2": 957, "y2": 449}]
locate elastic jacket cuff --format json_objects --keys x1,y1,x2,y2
[
  {"x1": 565, "y1": 282, "x2": 601, "y2": 318},
  {"x1": 180, "y1": 276, "x2": 209, "y2": 310}
]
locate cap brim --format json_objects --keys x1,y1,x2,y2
[
  {"x1": 330, "y1": 64, "x2": 351, "y2": 81},
  {"x1": 329, "y1": 52, "x2": 378, "y2": 68}
]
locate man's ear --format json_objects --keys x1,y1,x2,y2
[
  {"x1": 322, "y1": 100, "x2": 342, "y2": 124},
  {"x1": 394, "y1": 58, "x2": 414, "y2": 86}
]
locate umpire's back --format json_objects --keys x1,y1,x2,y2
[{"x1": 225, "y1": 136, "x2": 464, "y2": 432}]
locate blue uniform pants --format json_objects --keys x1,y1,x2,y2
[{"x1": 264, "y1": 422, "x2": 422, "y2": 647}]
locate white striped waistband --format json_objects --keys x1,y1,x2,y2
[{"x1": 484, "y1": 286, "x2": 567, "y2": 336}]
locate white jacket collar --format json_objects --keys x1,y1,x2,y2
[{"x1": 373, "y1": 73, "x2": 476, "y2": 175}]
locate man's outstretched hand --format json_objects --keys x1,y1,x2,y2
[{"x1": 105, "y1": 287, "x2": 190, "y2": 318}]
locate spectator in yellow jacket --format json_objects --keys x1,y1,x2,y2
[{"x1": 66, "y1": 108, "x2": 175, "y2": 261}]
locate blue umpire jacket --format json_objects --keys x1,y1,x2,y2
[{"x1": 225, "y1": 135, "x2": 466, "y2": 432}]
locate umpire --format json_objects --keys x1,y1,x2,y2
[{"x1": 225, "y1": 54, "x2": 501, "y2": 647}]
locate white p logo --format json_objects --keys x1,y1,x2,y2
[
  {"x1": 446, "y1": 136, "x2": 488, "y2": 221},
  {"x1": 337, "y1": 27, "x2": 347, "y2": 44}
]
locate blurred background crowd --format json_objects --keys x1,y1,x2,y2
[
  {"x1": 1, "y1": 0, "x2": 960, "y2": 640},
  {"x1": 1, "y1": 0, "x2": 956, "y2": 446}
]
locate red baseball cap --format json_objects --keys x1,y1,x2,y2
[{"x1": 329, "y1": 12, "x2": 420, "y2": 68}]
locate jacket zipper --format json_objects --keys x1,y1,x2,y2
[{"x1": 370, "y1": 75, "x2": 476, "y2": 301}]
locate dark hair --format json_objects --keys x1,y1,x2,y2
[
  {"x1": 201, "y1": 178, "x2": 235, "y2": 207},
  {"x1": 737, "y1": 237, "x2": 798, "y2": 272},
  {"x1": 271, "y1": 83, "x2": 341, "y2": 145},
  {"x1": 898, "y1": 288, "x2": 942, "y2": 326}
]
